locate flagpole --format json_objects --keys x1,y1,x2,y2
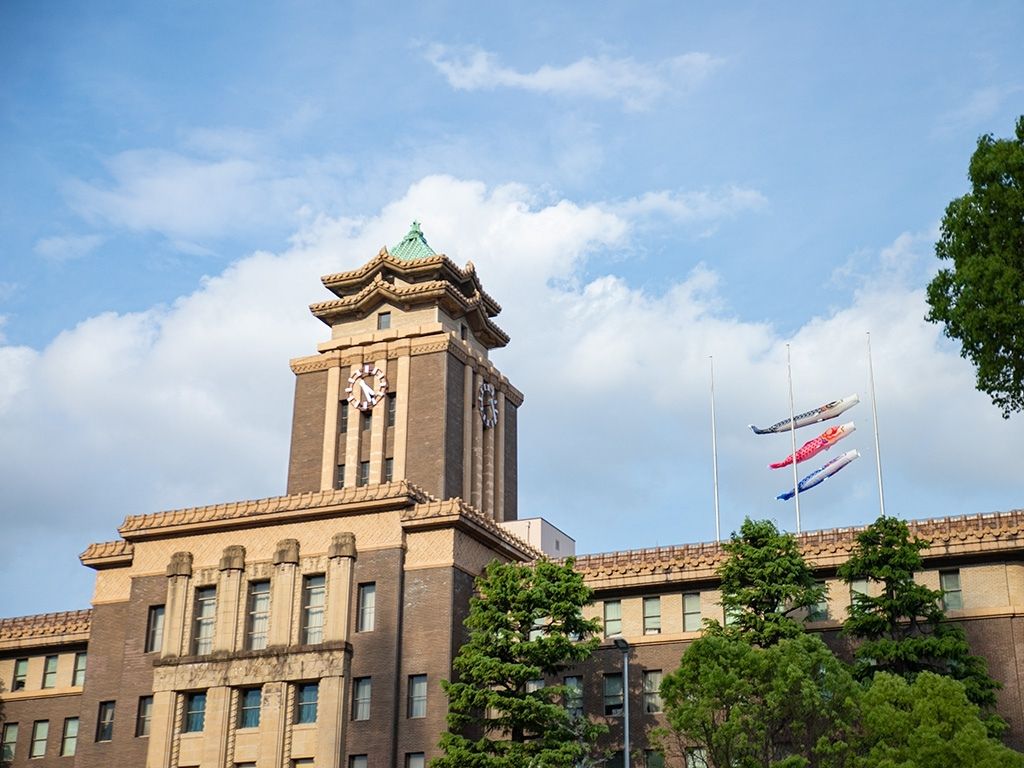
[
  {"x1": 710, "y1": 356, "x2": 721, "y2": 542},
  {"x1": 867, "y1": 332, "x2": 886, "y2": 517},
  {"x1": 786, "y1": 344, "x2": 801, "y2": 533}
]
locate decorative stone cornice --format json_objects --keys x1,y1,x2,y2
[
  {"x1": 79, "y1": 539, "x2": 135, "y2": 568},
  {"x1": 0, "y1": 609, "x2": 92, "y2": 646},
  {"x1": 402, "y1": 497, "x2": 542, "y2": 560}
]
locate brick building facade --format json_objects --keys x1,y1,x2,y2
[{"x1": 2, "y1": 225, "x2": 1022, "y2": 766}]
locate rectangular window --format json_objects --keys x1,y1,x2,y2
[
  {"x1": 850, "y1": 578, "x2": 869, "y2": 607},
  {"x1": 360, "y1": 410, "x2": 372, "y2": 433},
  {"x1": 941, "y1": 569, "x2": 963, "y2": 611},
  {"x1": 603, "y1": 673, "x2": 623, "y2": 716},
  {"x1": 296, "y1": 682, "x2": 318, "y2": 724},
  {"x1": 352, "y1": 677, "x2": 371, "y2": 721},
  {"x1": 525, "y1": 678, "x2": 544, "y2": 694},
  {"x1": 646, "y1": 750, "x2": 665, "y2": 768},
  {"x1": 2, "y1": 723, "x2": 18, "y2": 761},
  {"x1": 377, "y1": 311, "x2": 391, "y2": 330},
  {"x1": 12, "y1": 657, "x2": 28, "y2": 691},
  {"x1": 406, "y1": 754, "x2": 425, "y2": 768},
  {"x1": 339, "y1": 402, "x2": 349, "y2": 433},
  {"x1": 357, "y1": 460, "x2": 370, "y2": 486},
  {"x1": 724, "y1": 606, "x2": 740, "y2": 627},
  {"x1": 239, "y1": 688, "x2": 261, "y2": 729},
  {"x1": 302, "y1": 574, "x2": 326, "y2": 644},
  {"x1": 387, "y1": 393, "x2": 397, "y2": 427},
  {"x1": 683, "y1": 592, "x2": 702, "y2": 632},
  {"x1": 96, "y1": 701, "x2": 115, "y2": 742},
  {"x1": 603, "y1": 600, "x2": 622, "y2": 637},
  {"x1": 193, "y1": 586, "x2": 217, "y2": 655},
  {"x1": 350, "y1": 756, "x2": 368, "y2": 768},
  {"x1": 72, "y1": 651, "x2": 87, "y2": 686},
  {"x1": 60, "y1": 717, "x2": 79, "y2": 756},
  {"x1": 41, "y1": 655, "x2": 58, "y2": 688},
  {"x1": 809, "y1": 581, "x2": 829, "y2": 621},
  {"x1": 30, "y1": 721, "x2": 48, "y2": 759},
  {"x1": 292, "y1": 760, "x2": 315, "y2": 768},
  {"x1": 643, "y1": 596, "x2": 661, "y2": 635},
  {"x1": 184, "y1": 692, "x2": 206, "y2": 733},
  {"x1": 357, "y1": 583, "x2": 376, "y2": 632},
  {"x1": 146, "y1": 605, "x2": 165, "y2": 653},
  {"x1": 384, "y1": 457, "x2": 394, "y2": 483},
  {"x1": 336, "y1": 463, "x2": 346, "y2": 489},
  {"x1": 136, "y1": 696, "x2": 153, "y2": 737},
  {"x1": 643, "y1": 670, "x2": 663, "y2": 713},
  {"x1": 564, "y1": 675, "x2": 583, "y2": 718},
  {"x1": 247, "y1": 581, "x2": 271, "y2": 650},
  {"x1": 408, "y1": 674, "x2": 427, "y2": 718}
]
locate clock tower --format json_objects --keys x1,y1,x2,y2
[{"x1": 285, "y1": 222, "x2": 521, "y2": 522}]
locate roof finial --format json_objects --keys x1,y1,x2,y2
[{"x1": 390, "y1": 220, "x2": 436, "y2": 261}]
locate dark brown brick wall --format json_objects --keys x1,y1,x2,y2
[
  {"x1": 503, "y1": 400, "x2": 517, "y2": 521},
  {"x1": 1, "y1": 673, "x2": 83, "y2": 767},
  {"x1": 286, "y1": 369, "x2": 328, "y2": 494},
  {"x1": 405, "y1": 353, "x2": 448, "y2": 499},
  {"x1": 443, "y1": 356, "x2": 465, "y2": 500}
]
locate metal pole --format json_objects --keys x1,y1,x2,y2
[
  {"x1": 710, "y1": 356, "x2": 721, "y2": 542},
  {"x1": 622, "y1": 644, "x2": 630, "y2": 768},
  {"x1": 867, "y1": 333, "x2": 886, "y2": 517},
  {"x1": 786, "y1": 344, "x2": 801, "y2": 533}
]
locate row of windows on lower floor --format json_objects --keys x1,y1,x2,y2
[{"x1": 2, "y1": 718, "x2": 80, "y2": 760}]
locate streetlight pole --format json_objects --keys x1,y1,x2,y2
[{"x1": 612, "y1": 636, "x2": 631, "y2": 768}]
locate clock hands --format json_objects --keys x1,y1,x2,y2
[{"x1": 359, "y1": 379, "x2": 376, "y2": 401}]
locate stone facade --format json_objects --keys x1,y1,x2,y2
[{"x1": 2, "y1": 232, "x2": 1022, "y2": 767}]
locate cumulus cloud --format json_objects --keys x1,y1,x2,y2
[
  {"x1": 1, "y1": 175, "x2": 1021, "y2": 616},
  {"x1": 424, "y1": 45, "x2": 722, "y2": 110}
]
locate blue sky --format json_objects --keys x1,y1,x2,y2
[{"x1": 1, "y1": 2, "x2": 1022, "y2": 616}]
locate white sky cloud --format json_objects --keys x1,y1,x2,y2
[
  {"x1": 425, "y1": 45, "x2": 722, "y2": 110},
  {"x1": 33, "y1": 233, "x2": 105, "y2": 262}
]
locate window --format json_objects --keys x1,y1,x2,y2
[
  {"x1": 30, "y1": 721, "x2": 48, "y2": 758},
  {"x1": 350, "y1": 756, "x2": 368, "y2": 768},
  {"x1": 406, "y1": 754, "x2": 425, "y2": 768},
  {"x1": 136, "y1": 696, "x2": 153, "y2": 737},
  {"x1": 941, "y1": 569, "x2": 963, "y2": 610},
  {"x1": 237, "y1": 764, "x2": 257, "y2": 768},
  {"x1": 525, "y1": 678, "x2": 544, "y2": 694},
  {"x1": 358, "y1": 460, "x2": 370, "y2": 486},
  {"x1": 564, "y1": 675, "x2": 583, "y2": 718},
  {"x1": 643, "y1": 670, "x2": 663, "y2": 713},
  {"x1": 645, "y1": 750, "x2": 665, "y2": 768},
  {"x1": 360, "y1": 411, "x2": 372, "y2": 433},
  {"x1": 41, "y1": 655, "x2": 58, "y2": 688},
  {"x1": 12, "y1": 657, "x2": 28, "y2": 690},
  {"x1": 72, "y1": 651, "x2": 87, "y2": 686},
  {"x1": 643, "y1": 596, "x2": 661, "y2": 635},
  {"x1": 339, "y1": 403, "x2": 349, "y2": 433},
  {"x1": 386, "y1": 393, "x2": 397, "y2": 427},
  {"x1": 377, "y1": 311, "x2": 391, "y2": 330},
  {"x1": 247, "y1": 581, "x2": 271, "y2": 650},
  {"x1": 96, "y1": 701, "x2": 115, "y2": 741},
  {"x1": 408, "y1": 674, "x2": 427, "y2": 718},
  {"x1": 460, "y1": 324, "x2": 467, "y2": 341},
  {"x1": 683, "y1": 592, "x2": 702, "y2": 632},
  {"x1": 2, "y1": 723, "x2": 18, "y2": 761},
  {"x1": 809, "y1": 581, "x2": 829, "y2": 621},
  {"x1": 724, "y1": 605, "x2": 740, "y2": 627},
  {"x1": 239, "y1": 688, "x2": 261, "y2": 728},
  {"x1": 302, "y1": 575, "x2": 326, "y2": 644},
  {"x1": 292, "y1": 761, "x2": 315, "y2": 768},
  {"x1": 850, "y1": 578, "x2": 869, "y2": 607},
  {"x1": 296, "y1": 683, "x2": 319, "y2": 724},
  {"x1": 184, "y1": 692, "x2": 206, "y2": 733},
  {"x1": 357, "y1": 583, "x2": 376, "y2": 632},
  {"x1": 193, "y1": 586, "x2": 217, "y2": 655},
  {"x1": 60, "y1": 717, "x2": 79, "y2": 756},
  {"x1": 603, "y1": 673, "x2": 623, "y2": 716},
  {"x1": 686, "y1": 747, "x2": 709, "y2": 768},
  {"x1": 336, "y1": 464, "x2": 346, "y2": 489},
  {"x1": 603, "y1": 600, "x2": 622, "y2": 637},
  {"x1": 384, "y1": 457, "x2": 394, "y2": 483},
  {"x1": 352, "y1": 677, "x2": 371, "y2": 720},
  {"x1": 146, "y1": 605, "x2": 165, "y2": 653}
]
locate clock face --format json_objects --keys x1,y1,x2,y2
[
  {"x1": 478, "y1": 381, "x2": 499, "y2": 429},
  {"x1": 346, "y1": 364, "x2": 388, "y2": 411}
]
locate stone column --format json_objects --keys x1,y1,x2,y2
[
  {"x1": 483, "y1": 388, "x2": 495, "y2": 518},
  {"x1": 495, "y1": 391, "x2": 506, "y2": 521},
  {"x1": 269, "y1": 539, "x2": 299, "y2": 647},
  {"x1": 315, "y1": 675, "x2": 347, "y2": 767},
  {"x1": 162, "y1": 552, "x2": 193, "y2": 658},
  {"x1": 462, "y1": 363, "x2": 474, "y2": 501},
  {"x1": 145, "y1": 690, "x2": 177, "y2": 768},
  {"x1": 325, "y1": 533, "x2": 357, "y2": 643},
  {"x1": 256, "y1": 681, "x2": 287, "y2": 768},
  {"x1": 472, "y1": 371, "x2": 484, "y2": 509},
  {"x1": 214, "y1": 545, "x2": 245, "y2": 653},
  {"x1": 369, "y1": 356, "x2": 387, "y2": 483},
  {"x1": 343, "y1": 363, "x2": 361, "y2": 488},
  {"x1": 200, "y1": 686, "x2": 231, "y2": 767},
  {"x1": 319, "y1": 365, "x2": 342, "y2": 491}
]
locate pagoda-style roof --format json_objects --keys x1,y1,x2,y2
[{"x1": 389, "y1": 221, "x2": 436, "y2": 261}]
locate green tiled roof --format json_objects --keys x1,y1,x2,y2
[{"x1": 390, "y1": 221, "x2": 436, "y2": 261}]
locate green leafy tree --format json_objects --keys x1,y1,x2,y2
[
  {"x1": 713, "y1": 518, "x2": 825, "y2": 647},
  {"x1": 926, "y1": 115, "x2": 1024, "y2": 418},
  {"x1": 837, "y1": 515, "x2": 1002, "y2": 732},
  {"x1": 659, "y1": 633, "x2": 861, "y2": 768},
  {"x1": 857, "y1": 672, "x2": 1024, "y2": 768},
  {"x1": 434, "y1": 558, "x2": 606, "y2": 768}
]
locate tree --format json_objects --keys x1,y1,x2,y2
[
  {"x1": 857, "y1": 672, "x2": 1024, "y2": 768},
  {"x1": 658, "y1": 633, "x2": 861, "y2": 768},
  {"x1": 926, "y1": 115, "x2": 1024, "y2": 418},
  {"x1": 714, "y1": 518, "x2": 825, "y2": 647},
  {"x1": 837, "y1": 515, "x2": 1003, "y2": 733},
  {"x1": 434, "y1": 558, "x2": 606, "y2": 768}
]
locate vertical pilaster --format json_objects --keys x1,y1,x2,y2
[
  {"x1": 270, "y1": 539, "x2": 299, "y2": 647},
  {"x1": 315, "y1": 675, "x2": 346, "y2": 767},
  {"x1": 325, "y1": 533, "x2": 357, "y2": 643},
  {"x1": 495, "y1": 391, "x2": 506, "y2": 521},
  {"x1": 163, "y1": 552, "x2": 193, "y2": 658},
  {"x1": 472, "y1": 371, "x2": 484, "y2": 509},
  {"x1": 146, "y1": 690, "x2": 177, "y2": 768},
  {"x1": 483, "y1": 398, "x2": 495, "y2": 518},
  {"x1": 215, "y1": 545, "x2": 245, "y2": 653},
  {"x1": 393, "y1": 355, "x2": 411, "y2": 480},
  {"x1": 369, "y1": 356, "x2": 387, "y2": 482},
  {"x1": 200, "y1": 686, "x2": 231, "y2": 767},
  {"x1": 462, "y1": 363, "x2": 473, "y2": 501},
  {"x1": 256, "y1": 681, "x2": 287, "y2": 768},
  {"x1": 343, "y1": 363, "x2": 361, "y2": 488},
  {"x1": 320, "y1": 365, "x2": 342, "y2": 490}
]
